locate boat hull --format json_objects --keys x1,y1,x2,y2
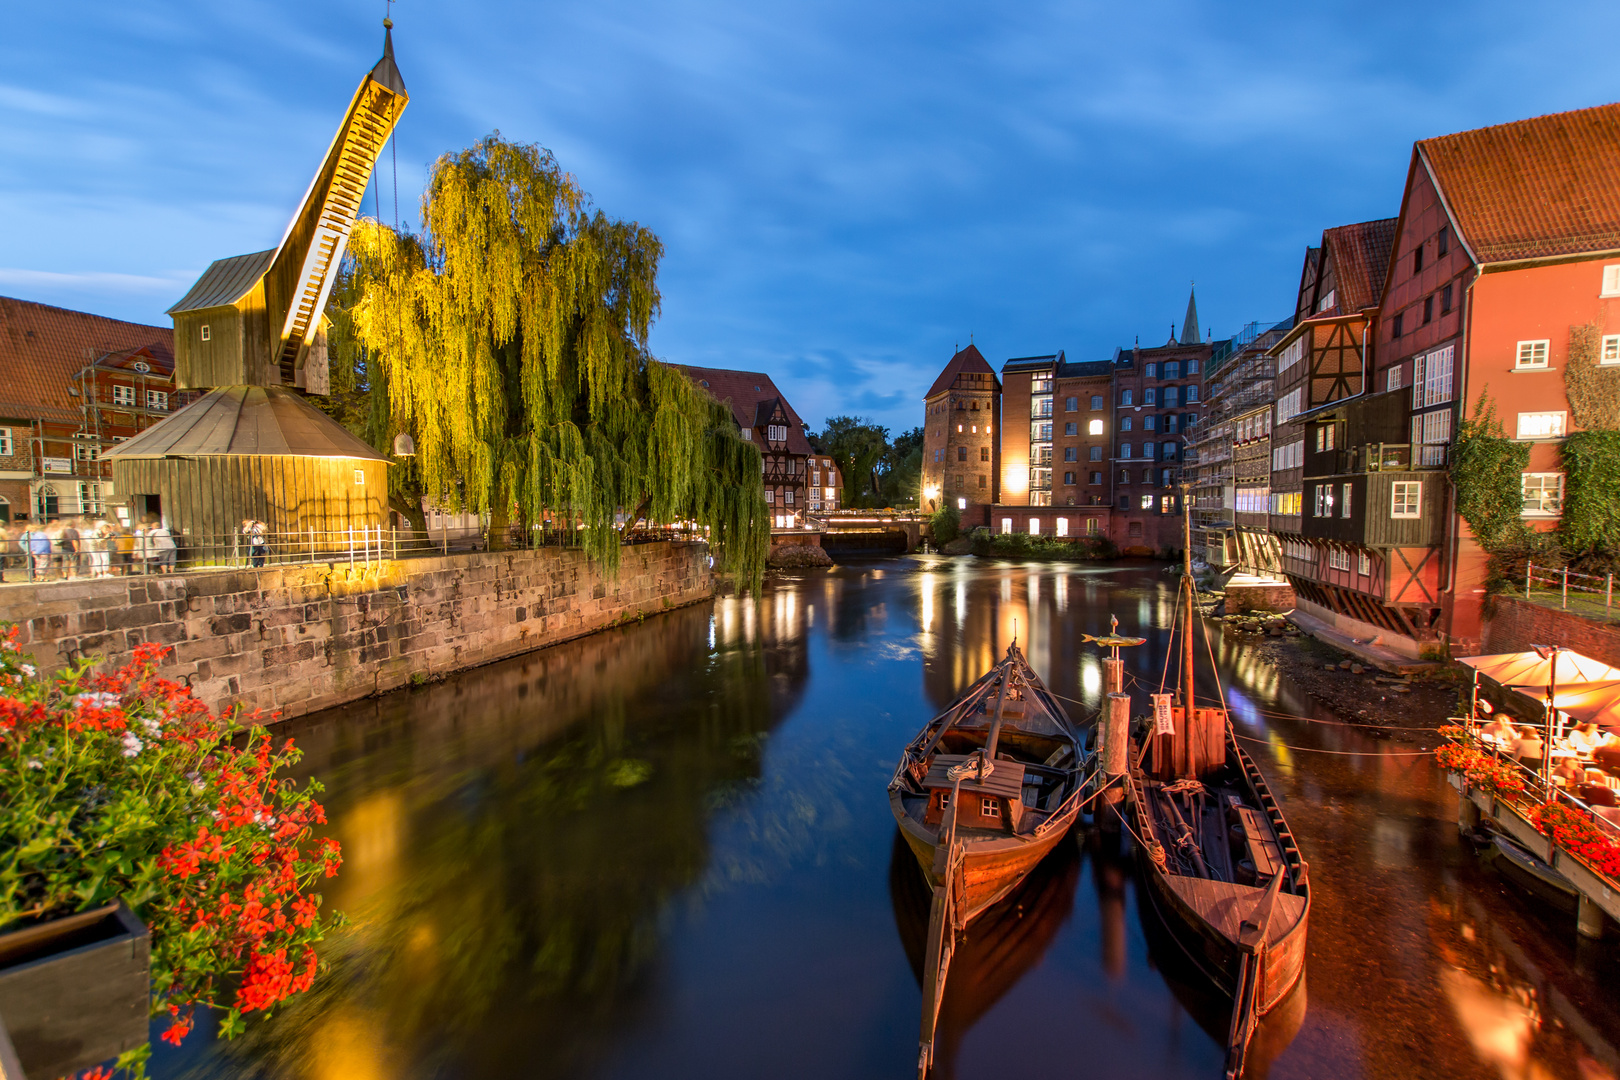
[{"x1": 890, "y1": 788, "x2": 1080, "y2": 922}]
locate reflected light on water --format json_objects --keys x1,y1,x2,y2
[
  {"x1": 1441, "y1": 967, "x2": 1540, "y2": 1077},
  {"x1": 1054, "y1": 573, "x2": 1067, "y2": 613},
  {"x1": 1081, "y1": 656, "x2": 1102, "y2": 701},
  {"x1": 314, "y1": 1010, "x2": 394, "y2": 1080},
  {"x1": 341, "y1": 791, "x2": 403, "y2": 907}
]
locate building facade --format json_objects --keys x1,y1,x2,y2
[
  {"x1": 0, "y1": 297, "x2": 185, "y2": 524},
  {"x1": 922, "y1": 345, "x2": 1000, "y2": 523},
  {"x1": 995, "y1": 351, "x2": 1114, "y2": 539},
  {"x1": 679, "y1": 365, "x2": 839, "y2": 529}
]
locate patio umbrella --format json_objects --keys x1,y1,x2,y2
[
  {"x1": 1459, "y1": 651, "x2": 1620, "y2": 689},
  {"x1": 1513, "y1": 680, "x2": 1620, "y2": 730}
]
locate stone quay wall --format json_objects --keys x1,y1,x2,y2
[
  {"x1": 1481, "y1": 595, "x2": 1620, "y2": 668},
  {"x1": 1, "y1": 542, "x2": 712, "y2": 721}
]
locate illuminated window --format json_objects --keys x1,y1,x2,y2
[
  {"x1": 1056, "y1": 518, "x2": 1069, "y2": 536},
  {"x1": 1140, "y1": 494, "x2": 1154, "y2": 509},
  {"x1": 1341, "y1": 483, "x2": 1352, "y2": 518},
  {"x1": 1001, "y1": 518, "x2": 1013, "y2": 534},
  {"x1": 1029, "y1": 518, "x2": 1041, "y2": 535},
  {"x1": 1088, "y1": 419, "x2": 1103, "y2": 435}
]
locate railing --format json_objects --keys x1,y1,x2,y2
[
  {"x1": 5, "y1": 524, "x2": 706, "y2": 581},
  {"x1": 1525, "y1": 562, "x2": 1617, "y2": 620},
  {"x1": 1336, "y1": 442, "x2": 1447, "y2": 474}
]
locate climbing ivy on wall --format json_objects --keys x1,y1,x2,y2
[
  {"x1": 1559, "y1": 430, "x2": 1620, "y2": 562},
  {"x1": 336, "y1": 135, "x2": 769, "y2": 587},
  {"x1": 1449, "y1": 389, "x2": 1530, "y2": 552},
  {"x1": 1565, "y1": 322, "x2": 1620, "y2": 431}
]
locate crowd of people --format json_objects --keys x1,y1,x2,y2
[{"x1": 2, "y1": 517, "x2": 177, "y2": 582}]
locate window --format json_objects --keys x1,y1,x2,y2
[
  {"x1": 1163, "y1": 386, "x2": 1179, "y2": 407},
  {"x1": 1064, "y1": 422, "x2": 1078, "y2": 436},
  {"x1": 1144, "y1": 388, "x2": 1157, "y2": 406},
  {"x1": 1029, "y1": 518, "x2": 1041, "y2": 535},
  {"x1": 1032, "y1": 396, "x2": 1053, "y2": 419},
  {"x1": 1001, "y1": 518, "x2": 1013, "y2": 534},
  {"x1": 1315, "y1": 424, "x2": 1335, "y2": 452},
  {"x1": 1142, "y1": 469, "x2": 1154, "y2": 483},
  {"x1": 1441, "y1": 283, "x2": 1453, "y2": 314},
  {"x1": 0, "y1": 428, "x2": 11, "y2": 456},
  {"x1": 1392, "y1": 313, "x2": 1404, "y2": 338},
  {"x1": 1064, "y1": 447, "x2": 1077, "y2": 461},
  {"x1": 1515, "y1": 340, "x2": 1550, "y2": 370},
  {"x1": 1522, "y1": 473, "x2": 1564, "y2": 516},
  {"x1": 1144, "y1": 416, "x2": 1156, "y2": 431},
  {"x1": 981, "y1": 446, "x2": 990, "y2": 461},
  {"x1": 1091, "y1": 395, "x2": 1103, "y2": 410},
  {"x1": 200, "y1": 324, "x2": 211, "y2": 341},
  {"x1": 1279, "y1": 337, "x2": 1305, "y2": 373},
  {"x1": 767, "y1": 424, "x2": 787, "y2": 442},
  {"x1": 1065, "y1": 396, "x2": 1078, "y2": 412},
  {"x1": 1146, "y1": 363, "x2": 1158, "y2": 378},
  {"x1": 981, "y1": 797, "x2": 1001, "y2": 819},
  {"x1": 1438, "y1": 227, "x2": 1449, "y2": 256},
  {"x1": 1121, "y1": 443, "x2": 1132, "y2": 458},
  {"x1": 978, "y1": 475, "x2": 987, "y2": 488},
  {"x1": 1358, "y1": 552, "x2": 1371, "y2": 575},
  {"x1": 1413, "y1": 345, "x2": 1454, "y2": 407},
  {"x1": 1141, "y1": 495, "x2": 1155, "y2": 509},
  {"x1": 112, "y1": 384, "x2": 135, "y2": 406},
  {"x1": 1422, "y1": 296, "x2": 1433, "y2": 324},
  {"x1": 1119, "y1": 496, "x2": 1131, "y2": 510},
  {"x1": 1090, "y1": 471, "x2": 1102, "y2": 484},
  {"x1": 1088, "y1": 419, "x2": 1104, "y2": 436},
  {"x1": 1413, "y1": 409, "x2": 1452, "y2": 466},
  {"x1": 1161, "y1": 442, "x2": 1176, "y2": 461},
  {"x1": 1186, "y1": 358, "x2": 1201, "y2": 375},
  {"x1": 1603, "y1": 265, "x2": 1620, "y2": 297},
  {"x1": 933, "y1": 448, "x2": 944, "y2": 463},
  {"x1": 1314, "y1": 484, "x2": 1336, "y2": 517},
  {"x1": 1121, "y1": 417, "x2": 1133, "y2": 432},
  {"x1": 1185, "y1": 414, "x2": 1198, "y2": 428},
  {"x1": 146, "y1": 390, "x2": 168, "y2": 411},
  {"x1": 353, "y1": 468, "x2": 365, "y2": 485},
  {"x1": 1119, "y1": 468, "x2": 1130, "y2": 483},
  {"x1": 784, "y1": 489, "x2": 795, "y2": 506},
  {"x1": 957, "y1": 424, "x2": 963, "y2": 432},
  {"x1": 1328, "y1": 548, "x2": 1351, "y2": 571},
  {"x1": 1391, "y1": 481, "x2": 1422, "y2": 518},
  {"x1": 1087, "y1": 518, "x2": 1100, "y2": 535},
  {"x1": 1604, "y1": 335, "x2": 1620, "y2": 365},
  {"x1": 1341, "y1": 483, "x2": 1353, "y2": 518},
  {"x1": 1387, "y1": 365, "x2": 1402, "y2": 392},
  {"x1": 1161, "y1": 468, "x2": 1173, "y2": 487},
  {"x1": 1317, "y1": 288, "x2": 1338, "y2": 313},
  {"x1": 1056, "y1": 517, "x2": 1069, "y2": 536},
  {"x1": 1185, "y1": 384, "x2": 1199, "y2": 402},
  {"x1": 1164, "y1": 414, "x2": 1178, "y2": 433},
  {"x1": 1063, "y1": 471, "x2": 1076, "y2": 485},
  {"x1": 1164, "y1": 362, "x2": 1180, "y2": 379},
  {"x1": 1089, "y1": 446, "x2": 1102, "y2": 461},
  {"x1": 1414, "y1": 244, "x2": 1424, "y2": 274},
  {"x1": 741, "y1": 429, "x2": 752, "y2": 441},
  {"x1": 1120, "y1": 389, "x2": 1133, "y2": 406},
  {"x1": 74, "y1": 443, "x2": 98, "y2": 461},
  {"x1": 957, "y1": 446, "x2": 967, "y2": 461},
  {"x1": 764, "y1": 489, "x2": 775, "y2": 504},
  {"x1": 1516, "y1": 411, "x2": 1566, "y2": 440}
]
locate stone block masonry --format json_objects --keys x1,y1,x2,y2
[{"x1": 1, "y1": 542, "x2": 712, "y2": 722}]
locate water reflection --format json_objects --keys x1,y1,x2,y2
[{"x1": 152, "y1": 560, "x2": 1620, "y2": 1080}]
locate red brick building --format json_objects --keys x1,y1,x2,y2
[
  {"x1": 922, "y1": 346, "x2": 1000, "y2": 524},
  {"x1": 0, "y1": 297, "x2": 185, "y2": 524},
  {"x1": 678, "y1": 365, "x2": 840, "y2": 529},
  {"x1": 996, "y1": 351, "x2": 1113, "y2": 540}
]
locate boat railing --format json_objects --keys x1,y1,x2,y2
[
  {"x1": 1234, "y1": 737, "x2": 1309, "y2": 887},
  {"x1": 919, "y1": 781, "x2": 968, "y2": 1078}
]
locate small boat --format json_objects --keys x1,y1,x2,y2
[
  {"x1": 889, "y1": 640, "x2": 1090, "y2": 1074},
  {"x1": 1124, "y1": 497, "x2": 1310, "y2": 1079},
  {"x1": 1479, "y1": 830, "x2": 1579, "y2": 914}
]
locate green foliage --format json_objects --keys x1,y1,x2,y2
[
  {"x1": 1565, "y1": 322, "x2": 1620, "y2": 431},
  {"x1": 930, "y1": 503, "x2": 961, "y2": 546},
  {"x1": 815, "y1": 416, "x2": 890, "y2": 507},
  {"x1": 1560, "y1": 429, "x2": 1620, "y2": 559},
  {"x1": 1450, "y1": 389, "x2": 1530, "y2": 553},
  {"x1": 880, "y1": 426, "x2": 925, "y2": 508},
  {"x1": 968, "y1": 531, "x2": 1118, "y2": 561},
  {"x1": 338, "y1": 134, "x2": 768, "y2": 586}
]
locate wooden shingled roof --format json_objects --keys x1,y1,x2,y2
[
  {"x1": 102, "y1": 385, "x2": 389, "y2": 461},
  {"x1": 0, "y1": 296, "x2": 174, "y2": 423},
  {"x1": 1421, "y1": 102, "x2": 1620, "y2": 263}
]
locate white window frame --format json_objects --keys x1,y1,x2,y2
[
  {"x1": 1412, "y1": 345, "x2": 1455, "y2": 408},
  {"x1": 1144, "y1": 388, "x2": 1157, "y2": 406},
  {"x1": 0, "y1": 428, "x2": 12, "y2": 457},
  {"x1": 1279, "y1": 337, "x2": 1305, "y2": 373},
  {"x1": 981, "y1": 797, "x2": 1001, "y2": 819},
  {"x1": 1140, "y1": 494, "x2": 1155, "y2": 510},
  {"x1": 1387, "y1": 365, "x2": 1402, "y2": 392},
  {"x1": 1515, "y1": 339, "x2": 1550, "y2": 370},
  {"x1": 145, "y1": 389, "x2": 168, "y2": 411},
  {"x1": 1521, "y1": 472, "x2": 1564, "y2": 517},
  {"x1": 1358, "y1": 552, "x2": 1371, "y2": 576},
  {"x1": 112, "y1": 384, "x2": 136, "y2": 406},
  {"x1": 73, "y1": 443, "x2": 99, "y2": 461},
  {"x1": 1391, "y1": 481, "x2": 1422, "y2": 518},
  {"x1": 1001, "y1": 517, "x2": 1013, "y2": 535},
  {"x1": 1028, "y1": 518, "x2": 1041, "y2": 536},
  {"x1": 1186, "y1": 384, "x2": 1199, "y2": 401},
  {"x1": 1602, "y1": 335, "x2": 1620, "y2": 365},
  {"x1": 1516, "y1": 411, "x2": 1566, "y2": 441},
  {"x1": 1602, "y1": 265, "x2": 1620, "y2": 297},
  {"x1": 1341, "y1": 483, "x2": 1353, "y2": 519}
]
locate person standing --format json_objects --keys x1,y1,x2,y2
[
  {"x1": 242, "y1": 518, "x2": 269, "y2": 567},
  {"x1": 59, "y1": 519, "x2": 81, "y2": 579},
  {"x1": 27, "y1": 524, "x2": 52, "y2": 581},
  {"x1": 148, "y1": 518, "x2": 177, "y2": 573},
  {"x1": 114, "y1": 526, "x2": 135, "y2": 575}
]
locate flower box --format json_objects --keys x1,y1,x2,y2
[{"x1": 0, "y1": 901, "x2": 149, "y2": 1079}]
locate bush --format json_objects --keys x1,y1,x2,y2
[
  {"x1": 0, "y1": 630, "x2": 342, "y2": 1072},
  {"x1": 931, "y1": 504, "x2": 961, "y2": 547},
  {"x1": 969, "y1": 532, "x2": 1116, "y2": 561}
]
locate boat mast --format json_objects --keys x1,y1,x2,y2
[{"x1": 1181, "y1": 484, "x2": 1197, "y2": 773}]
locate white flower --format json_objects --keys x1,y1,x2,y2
[
  {"x1": 20, "y1": 664, "x2": 35, "y2": 678},
  {"x1": 186, "y1": 771, "x2": 204, "y2": 793},
  {"x1": 74, "y1": 691, "x2": 122, "y2": 711},
  {"x1": 140, "y1": 717, "x2": 163, "y2": 737},
  {"x1": 120, "y1": 731, "x2": 144, "y2": 758},
  {"x1": 26, "y1": 759, "x2": 42, "y2": 770}
]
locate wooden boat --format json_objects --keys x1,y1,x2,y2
[
  {"x1": 1124, "y1": 496, "x2": 1310, "y2": 1080},
  {"x1": 1480, "y1": 830, "x2": 1579, "y2": 914},
  {"x1": 889, "y1": 641, "x2": 1090, "y2": 1074}
]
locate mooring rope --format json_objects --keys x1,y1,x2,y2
[{"x1": 1230, "y1": 732, "x2": 1436, "y2": 757}]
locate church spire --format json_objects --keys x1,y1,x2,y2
[{"x1": 1180, "y1": 284, "x2": 1199, "y2": 346}]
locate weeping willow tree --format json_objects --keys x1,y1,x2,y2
[{"x1": 338, "y1": 134, "x2": 768, "y2": 585}]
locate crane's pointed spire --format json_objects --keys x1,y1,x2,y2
[{"x1": 1180, "y1": 284, "x2": 1199, "y2": 345}]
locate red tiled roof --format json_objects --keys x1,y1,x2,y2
[
  {"x1": 1420, "y1": 103, "x2": 1620, "y2": 263},
  {"x1": 0, "y1": 296, "x2": 174, "y2": 424},
  {"x1": 1321, "y1": 217, "x2": 1397, "y2": 312},
  {"x1": 674, "y1": 364, "x2": 816, "y2": 455},
  {"x1": 924, "y1": 345, "x2": 998, "y2": 400}
]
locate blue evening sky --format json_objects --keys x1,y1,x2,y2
[{"x1": 4, "y1": 1, "x2": 1617, "y2": 434}]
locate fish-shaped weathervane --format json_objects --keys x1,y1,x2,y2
[{"x1": 1082, "y1": 615, "x2": 1147, "y2": 663}]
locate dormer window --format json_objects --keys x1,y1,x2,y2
[
  {"x1": 767, "y1": 424, "x2": 787, "y2": 442},
  {"x1": 741, "y1": 429, "x2": 752, "y2": 441}
]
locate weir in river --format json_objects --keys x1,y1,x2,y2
[{"x1": 151, "y1": 560, "x2": 1620, "y2": 1080}]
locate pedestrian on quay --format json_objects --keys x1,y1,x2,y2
[
  {"x1": 58, "y1": 518, "x2": 81, "y2": 579},
  {"x1": 25, "y1": 523, "x2": 53, "y2": 581},
  {"x1": 147, "y1": 517, "x2": 177, "y2": 574},
  {"x1": 85, "y1": 520, "x2": 112, "y2": 577},
  {"x1": 242, "y1": 518, "x2": 268, "y2": 567}
]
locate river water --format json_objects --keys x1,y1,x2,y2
[{"x1": 153, "y1": 559, "x2": 1620, "y2": 1080}]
